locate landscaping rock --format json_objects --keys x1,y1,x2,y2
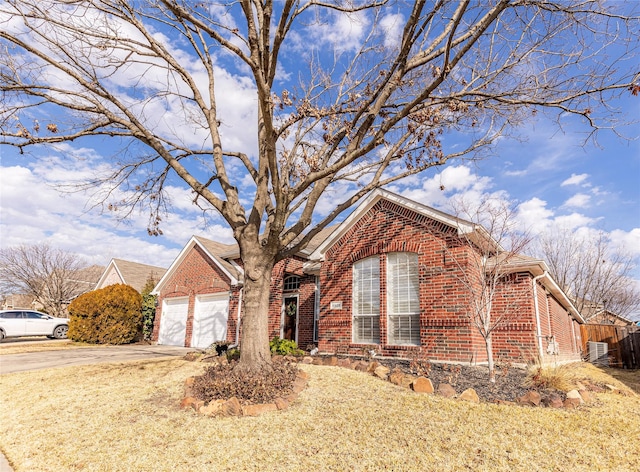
[
  {"x1": 367, "y1": 361, "x2": 380, "y2": 373},
  {"x1": 200, "y1": 400, "x2": 224, "y2": 416},
  {"x1": 324, "y1": 356, "x2": 339, "y2": 366},
  {"x1": 411, "y1": 377, "x2": 434, "y2": 394},
  {"x1": 389, "y1": 368, "x2": 405, "y2": 386},
  {"x1": 459, "y1": 388, "x2": 480, "y2": 403},
  {"x1": 312, "y1": 357, "x2": 324, "y2": 366},
  {"x1": 292, "y1": 376, "x2": 308, "y2": 394},
  {"x1": 542, "y1": 393, "x2": 564, "y2": 409},
  {"x1": 302, "y1": 356, "x2": 313, "y2": 364},
  {"x1": 297, "y1": 370, "x2": 310, "y2": 381},
  {"x1": 274, "y1": 397, "x2": 289, "y2": 410},
  {"x1": 374, "y1": 365, "x2": 390, "y2": 380},
  {"x1": 516, "y1": 391, "x2": 541, "y2": 407},
  {"x1": 399, "y1": 374, "x2": 415, "y2": 389},
  {"x1": 220, "y1": 397, "x2": 242, "y2": 417},
  {"x1": 563, "y1": 397, "x2": 581, "y2": 409},
  {"x1": 338, "y1": 358, "x2": 352, "y2": 368},
  {"x1": 437, "y1": 383, "x2": 456, "y2": 398},
  {"x1": 243, "y1": 403, "x2": 278, "y2": 416},
  {"x1": 353, "y1": 361, "x2": 369, "y2": 372},
  {"x1": 180, "y1": 396, "x2": 197, "y2": 409},
  {"x1": 578, "y1": 390, "x2": 592, "y2": 403},
  {"x1": 565, "y1": 390, "x2": 584, "y2": 404}
]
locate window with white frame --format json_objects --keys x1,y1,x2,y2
[
  {"x1": 387, "y1": 252, "x2": 420, "y2": 345},
  {"x1": 352, "y1": 256, "x2": 380, "y2": 344}
]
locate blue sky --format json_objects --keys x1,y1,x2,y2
[{"x1": 0, "y1": 2, "x2": 639, "y2": 300}]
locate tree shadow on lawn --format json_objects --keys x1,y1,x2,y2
[{"x1": 603, "y1": 367, "x2": 640, "y2": 394}]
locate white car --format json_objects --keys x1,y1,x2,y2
[{"x1": 0, "y1": 309, "x2": 69, "y2": 341}]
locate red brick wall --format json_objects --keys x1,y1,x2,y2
[
  {"x1": 491, "y1": 273, "x2": 539, "y2": 364},
  {"x1": 317, "y1": 200, "x2": 581, "y2": 365},
  {"x1": 266, "y1": 257, "x2": 317, "y2": 348},
  {"x1": 152, "y1": 244, "x2": 316, "y2": 349},
  {"x1": 152, "y1": 245, "x2": 239, "y2": 347},
  {"x1": 544, "y1": 292, "x2": 581, "y2": 361},
  {"x1": 318, "y1": 199, "x2": 490, "y2": 362}
]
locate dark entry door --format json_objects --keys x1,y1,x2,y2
[{"x1": 283, "y1": 296, "x2": 298, "y2": 341}]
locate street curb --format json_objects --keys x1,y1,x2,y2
[{"x1": 0, "y1": 451, "x2": 14, "y2": 472}]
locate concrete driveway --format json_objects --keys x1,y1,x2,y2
[{"x1": 0, "y1": 344, "x2": 197, "y2": 375}]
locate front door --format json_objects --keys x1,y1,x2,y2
[{"x1": 282, "y1": 296, "x2": 298, "y2": 342}]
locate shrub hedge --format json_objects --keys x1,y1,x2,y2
[{"x1": 68, "y1": 284, "x2": 143, "y2": 344}]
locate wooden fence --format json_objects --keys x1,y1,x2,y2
[{"x1": 580, "y1": 324, "x2": 640, "y2": 369}]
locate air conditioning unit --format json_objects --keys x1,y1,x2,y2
[{"x1": 588, "y1": 341, "x2": 608, "y2": 367}]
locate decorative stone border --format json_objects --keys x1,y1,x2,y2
[
  {"x1": 299, "y1": 355, "x2": 620, "y2": 409},
  {"x1": 180, "y1": 369, "x2": 309, "y2": 417},
  {"x1": 180, "y1": 354, "x2": 631, "y2": 415}
]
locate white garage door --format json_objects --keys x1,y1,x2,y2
[
  {"x1": 191, "y1": 293, "x2": 229, "y2": 349},
  {"x1": 158, "y1": 297, "x2": 188, "y2": 346}
]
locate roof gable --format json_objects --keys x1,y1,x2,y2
[
  {"x1": 153, "y1": 236, "x2": 241, "y2": 294},
  {"x1": 309, "y1": 188, "x2": 495, "y2": 260},
  {"x1": 95, "y1": 259, "x2": 167, "y2": 293}
]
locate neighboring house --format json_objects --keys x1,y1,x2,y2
[
  {"x1": 1, "y1": 293, "x2": 36, "y2": 310},
  {"x1": 588, "y1": 310, "x2": 635, "y2": 326},
  {"x1": 95, "y1": 259, "x2": 167, "y2": 294},
  {"x1": 152, "y1": 189, "x2": 583, "y2": 364},
  {"x1": 2, "y1": 265, "x2": 103, "y2": 314}
]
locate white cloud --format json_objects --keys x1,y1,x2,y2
[
  {"x1": 561, "y1": 173, "x2": 589, "y2": 186},
  {"x1": 379, "y1": 13, "x2": 404, "y2": 49},
  {"x1": 515, "y1": 198, "x2": 554, "y2": 233},
  {"x1": 562, "y1": 193, "x2": 591, "y2": 209},
  {"x1": 610, "y1": 228, "x2": 640, "y2": 258},
  {"x1": 553, "y1": 213, "x2": 599, "y2": 230}
]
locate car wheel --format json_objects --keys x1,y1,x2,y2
[
  {"x1": 0, "y1": 329, "x2": 5, "y2": 341},
  {"x1": 53, "y1": 325, "x2": 68, "y2": 339}
]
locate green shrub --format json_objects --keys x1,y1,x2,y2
[
  {"x1": 140, "y1": 277, "x2": 157, "y2": 341},
  {"x1": 68, "y1": 284, "x2": 143, "y2": 344},
  {"x1": 269, "y1": 337, "x2": 304, "y2": 356},
  {"x1": 226, "y1": 348, "x2": 240, "y2": 361}
]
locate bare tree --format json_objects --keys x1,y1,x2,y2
[
  {"x1": 442, "y1": 198, "x2": 532, "y2": 382},
  {"x1": 0, "y1": 1, "x2": 637, "y2": 371},
  {"x1": 538, "y1": 229, "x2": 640, "y2": 321},
  {"x1": 0, "y1": 244, "x2": 98, "y2": 317}
]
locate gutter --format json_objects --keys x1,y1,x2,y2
[
  {"x1": 532, "y1": 272, "x2": 547, "y2": 361},
  {"x1": 229, "y1": 287, "x2": 243, "y2": 349}
]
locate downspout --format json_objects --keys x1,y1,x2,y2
[
  {"x1": 229, "y1": 287, "x2": 243, "y2": 349},
  {"x1": 532, "y1": 272, "x2": 547, "y2": 361}
]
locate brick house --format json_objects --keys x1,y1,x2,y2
[{"x1": 152, "y1": 189, "x2": 583, "y2": 364}]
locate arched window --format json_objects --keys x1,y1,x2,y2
[{"x1": 283, "y1": 275, "x2": 300, "y2": 291}]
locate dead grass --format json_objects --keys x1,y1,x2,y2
[{"x1": 1, "y1": 360, "x2": 639, "y2": 472}]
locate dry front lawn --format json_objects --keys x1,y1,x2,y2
[{"x1": 1, "y1": 359, "x2": 638, "y2": 472}]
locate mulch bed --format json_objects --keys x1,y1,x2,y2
[{"x1": 371, "y1": 357, "x2": 532, "y2": 402}]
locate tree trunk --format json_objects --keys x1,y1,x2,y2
[
  {"x1": 235, "y1": 248, "x2": 276, "y2": 373},
  {"x1": 485, "y1": 334, "x2": 496, "y2": 383}
]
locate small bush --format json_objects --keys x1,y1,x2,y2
[
  {"x1": 140, "y1": 277, "x2": 158, "y2": 341},
  {"x1": 269, "y1": 337, "x2": 304, "y2": 356},
  {"x1": 524, "y1": 364, "x2": 574, "y2": 391},
  {"x1": 226, "y1": 348, "x2": 240, "y2": 361},
  {"x1": 192, "y1": 361, "x2": 299, "y2": 405},
  {"x1": 68, "y1": 284, "x2": 142, "y2": 344}
]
